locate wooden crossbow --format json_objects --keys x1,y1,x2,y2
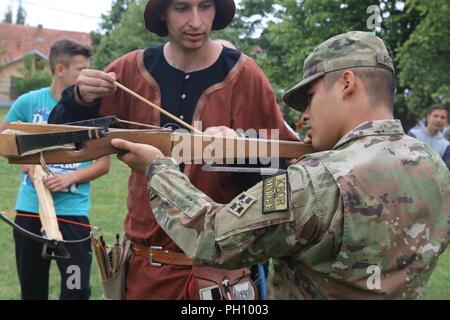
[
  {"x1": 0, "y1": 117, "x2": 314, "y2": 259},
  {"x1": 0, "y1": 81, "x2": 316, "y2": 260},
  {"x1": 0, "y1": 118, "x2": 314, "y2": 165}
]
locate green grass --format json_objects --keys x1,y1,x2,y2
[{"x1": 0, "y1": 108, "x2": 449, "y2": 299}]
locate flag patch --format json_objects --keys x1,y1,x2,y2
[{"x1": 227, "y1": 192, "x2": 256, "y2": 217}]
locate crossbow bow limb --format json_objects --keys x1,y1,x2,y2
[{"x1": 0, "y1": 209, "x2": 100, "y2": 260}]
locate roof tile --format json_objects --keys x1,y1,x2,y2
[{"x1": 0, "y1": 23, "x2": 91, "y2": 65}]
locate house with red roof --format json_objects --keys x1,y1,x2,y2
[{"x1": 0, "y1": 23, "x2": 91, "y2": 107}]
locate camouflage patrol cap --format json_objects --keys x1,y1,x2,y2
[{"x1": 282, "y1": 31, "x2": 395, "y2": 111}]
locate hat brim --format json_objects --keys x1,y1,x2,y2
[
  {"x1": 144, "y1": 0, "x2": 236, "y2": 37},
  {"x1": 282, "y1": 73, "x2": 324, "y2": 112}
]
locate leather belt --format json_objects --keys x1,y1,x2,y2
[{"x1": 130, "y1": 242, "x2": 193, "y2": 267}]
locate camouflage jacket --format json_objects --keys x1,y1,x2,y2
[{"x1": 147, "y1": 120, "x2": 450, "y2": 299}]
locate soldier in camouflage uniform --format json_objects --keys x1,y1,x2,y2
[{"x1": 111, "y1": 31, "x2": 450, "y2": 299}]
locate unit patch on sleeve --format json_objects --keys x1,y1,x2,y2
[
  {"x1": 227, "y1": 192, "x2": 256, "y2": 218},
  {"x1": 263, "y1": 172, "x2": 289, "y2": 214}
]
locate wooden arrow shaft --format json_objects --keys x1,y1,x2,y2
[{"x1": 115, "y1": 81, "x2": 202, "y2": 134}]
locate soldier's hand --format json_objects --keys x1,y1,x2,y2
[
  {"x1": 75, "y1": 69, "x2": 117, "y2": 105},
  {"x1": 111, "y1": 139, "x2": 164, "y2": 173}
]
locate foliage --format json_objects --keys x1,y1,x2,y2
[
  {"x1": 213, "y1": 0, "x2": 276, "y2": 54},
  {"x1": 99, "y1": 0, "x2": 134, "y2": 33},
  {"x1": 15, "y1": 1, "x2": 26, "y2": 25},
  {"x1": 90, "y1": 0, "x2": 133, "y2": 49},
  {"x1": 91, "y1": 0, "x2": 163, "y2": 70},
  {"x1": 2, "y1": 5, "x2": 13, "y2": 23},
  {"x1": 397, "y1": 0, "x2": 450, "y2": 120},
  {"x1": 2, "y1": 2, "x2": 27, "y2": 25},
  {"x1": 9, "y1": 55, "x2": 51, "y2": 99},
  {"x1": 376, "y1": 0, "x2": 422, "y2": 129}
]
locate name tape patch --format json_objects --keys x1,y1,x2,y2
[{"x1": 263, "y1": 172, "x2": 289, "y2": 214}]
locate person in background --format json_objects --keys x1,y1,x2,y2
[
  {"x1": 0, "y1": 39, "x2": 110, "y2": 300},
  {"x1": 408, "y1": 104, "x2": 450, "y2": 170}
]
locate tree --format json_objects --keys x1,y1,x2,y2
[
  {"x1": 91, "y1": 0, "x2": 133, "y2": 49},
  {"x1": 99, "y1": 0, "x2": 133, "y2": 34},
  {"x1": 15, "y1": 1, "x2": 26, "y2": 25},
  {"x1": 237, "y1": 0, "x2": 429, "y2": 128},
  {"x1": 91, "y1": 0, "x2": 162, "y2": 70},
  {"x1": 398, "y1": 0, "x2": 450, "y2": 121},
  {"x1": 3, "y1": 5, "x2": 13, "y2": 23},
  {"x1": 10, "y1": 55, "x2": 51, "y2": 99},
  {"x1": 213, "y1": 0, "x2": 276, "y2": 54},
  {"x1": 378, "y1": 0, "x2": 422, "y2": 129}
]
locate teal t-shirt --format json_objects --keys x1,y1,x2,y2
[{"x1": 5, "y1": 87, "x2": 92, "y2": 216}]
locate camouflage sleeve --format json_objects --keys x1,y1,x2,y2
[
  {"x1": 147, "y1": 158, "x2": 320, "y2": 269},
  {"x1": 146, "y1": 157, "x2": 220, "y2": 262}
]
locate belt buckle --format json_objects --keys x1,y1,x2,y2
[{"x1": 149, "y1": 246, "x2": 163, "y2": 267}]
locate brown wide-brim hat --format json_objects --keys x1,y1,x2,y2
[{"x1": 144, "y1": 0, "x2": 236, "y2": 37}]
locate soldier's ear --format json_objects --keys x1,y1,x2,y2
[{"x1": 340, "y1": 70, "x2": 355, "y2": 99}]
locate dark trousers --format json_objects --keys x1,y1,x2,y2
[{"x1": 14, "y1": 211, "x2": 92, "y2": 300}]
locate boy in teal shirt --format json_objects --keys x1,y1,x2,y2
[{"x1": 0, "y1": 39, "x2": 110, "y2": 300}]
